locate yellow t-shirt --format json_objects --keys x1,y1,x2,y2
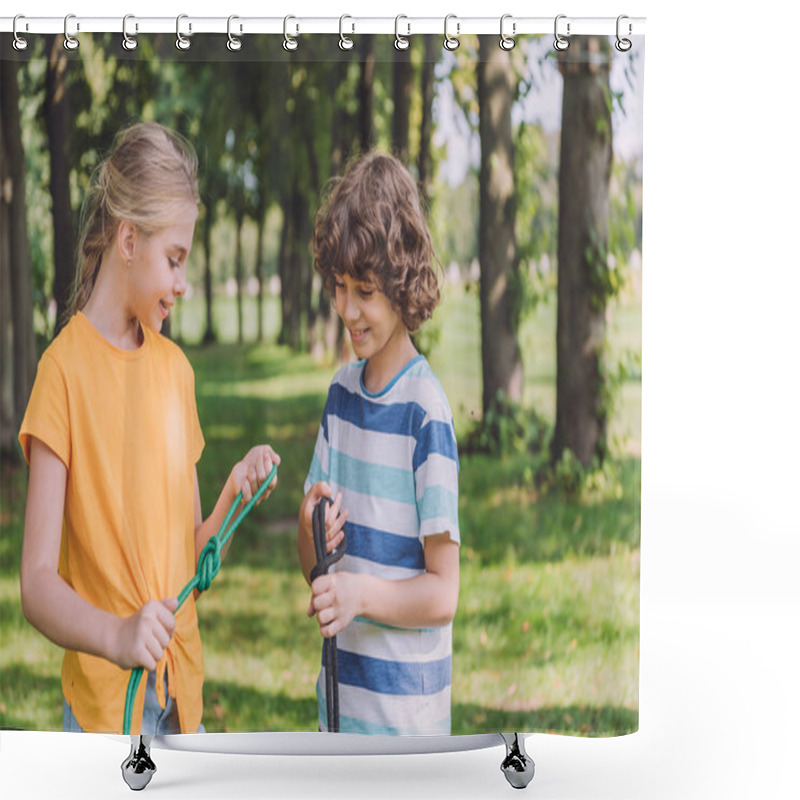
[{"x1": 19, "y1": 311, "x2": 205, "y2": 734}]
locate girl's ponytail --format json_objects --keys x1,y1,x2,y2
[{"x1": 64, "y1": 123, "x2": 199, "y2": 322}]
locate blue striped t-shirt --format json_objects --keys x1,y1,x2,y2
[{"x1": 304, "y1": 355, "x2": 460, "y2": 735}]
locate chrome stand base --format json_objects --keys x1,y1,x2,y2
[
  {"x1": 121, "y1": 735, "x2": 156, "y2": 791},
  {"x1": 500, "y1": 733, "x2": 535, "y2": 790}
]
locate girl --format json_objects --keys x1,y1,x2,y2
[
  {"x1": 298, "y1": 153, "x2": 460, "y2": 735},
  {"x1": 19, "y1": 122, "x2": 279, "y2": 736}
]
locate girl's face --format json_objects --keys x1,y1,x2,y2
[
  {"x1": 334, "y1": 271, "x2": 407, "y2": 366},
  {"x1": 128, "y1": 202, "x2": 197, "y2": 332}
]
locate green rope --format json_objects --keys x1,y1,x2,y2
[{"x1": 122, "y1": 464, "x2": 277, "y2": 735}]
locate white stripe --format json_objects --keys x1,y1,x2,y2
[
  {"x1": 334, "y1": 553, "x2": 423, "y2": 582},
  {"x1": 414, "y1": 453, "x2": 459, "y2": 499},
  {"x1": 338, "y1": 486, "x2": 419, "y2": 538},
  {"x1": 333, "y1": 681, "x2": 451, "y2": 733},
  {"x1": 330, "y1": 419, "x2": 415, "y2": 470},
  {"x1": 419, "y1": 519, "x2": 460, "y2": 544},
  {"x1": 334, "y1": 362, "x2": 453, "y2": 426},
  {"x1": 336, "y1": 619, "x2": 453, "y2": 663}
]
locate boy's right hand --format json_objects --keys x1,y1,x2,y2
[
  {"x1": 300, "y1": 482, "x2": 348, "y2": 554},
  {"x1": 110, "y1": 598, "x2": 178, "y2": 671}
]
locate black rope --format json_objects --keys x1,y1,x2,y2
[{"x1": 311, "y1": 496, "x2": 346, "y2": 732}]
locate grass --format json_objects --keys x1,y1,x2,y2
[{"x1": 0, "y1": 288, "x2": 640, "y2": 736}]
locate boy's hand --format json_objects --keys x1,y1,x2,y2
[
  {"x1": 232, "y1": 445, "x2": 280, "y2": 504},
  {"x1": 300, "y1": 482, "x2": 347, "y2": 554},
  {"x1": 111, "y1": 598, "x2": 178, "y2": 671},
  {"x1": 308, "y1": 572, "x2": 362, "y2": 638}
]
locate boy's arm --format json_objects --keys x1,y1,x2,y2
[
  {"x1": 308, "y1": 532, "x2": 459, "y2": 635},
  {"x1": 297, "y1": 483, "x2": 347, "y2": 584}
]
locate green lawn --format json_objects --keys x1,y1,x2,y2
[{"x1": 0, "y1": 288, "x2": 640, "y2": 736}]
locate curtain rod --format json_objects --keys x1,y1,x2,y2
[{"x1": 1, "y1": 15, "x2": 646, "y2": 38}]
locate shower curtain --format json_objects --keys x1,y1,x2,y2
[{"x1": 0, "y1": 18, "x2": 643, "y2": 744}]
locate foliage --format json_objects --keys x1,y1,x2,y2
[
  {"x1": 0, "y1": 334, "x2": 639, "y2": 734},
  {"x1": 461, "y1": 390, "x2": 550, "y2": 459}
]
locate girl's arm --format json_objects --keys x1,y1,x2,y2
[
  {"x1": 193, "y1": 445, "x2": 280, "y2": 563},
  {"x1": 308, "y1": 532, "x2": 459, "y2": 635},
  {"x1": 20, "y1": 438, "x2": 177, "y2": 671}
]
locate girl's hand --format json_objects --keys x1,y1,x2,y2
[
  {"x1": 307, "y1": 572, "x2": 362, "y2": 638},
  {"x1": 300, "y1": 483, "x2": 348, "y2": 554},
  {"x1": 232, "y1": 445, "x2": 280, "y2": 504},
  {"x1": 111, "y1": 598, "x2": 178, "y2": 671}
]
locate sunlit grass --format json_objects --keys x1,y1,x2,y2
[{"x1": 1, "y1": 290, "x2": 640, "y2": 736}]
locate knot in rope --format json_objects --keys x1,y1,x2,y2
[{"x1": 195, "y1": 535, "x2": 222, "y2": 593}]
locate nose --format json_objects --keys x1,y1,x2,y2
[
  {"x1": 338, "y1": 285, "x2": 360, "y2": 322},
  {"x1": 174, "y1": 266, "x2": 187, "y2": 298}
]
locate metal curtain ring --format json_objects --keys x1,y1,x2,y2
[
  {"x1": 499, "y1": 14, "x2": 515, "y2": 51},
  {"x1": 615, "y1": 15, "x2": 632, "y2": 52},
  {"x1": 227, "y1": 15, "x2": 242, "y2": 51},
  {"x1": 394, "y1": 15, "x2": 410, "y2": 51},
  {"x1": 12, "y1": 14, "x2": 28, "y2": 51},
  {"x1": 443, "y1": 14, "x2": 459, "y2": 51},
  {"x1": 554, "y1": 14, "x2": 570, "y2": 51},
  {"x1": 122, "y1": 15, "x2": 137, "y2": 51},
  {"x1": 176, "y1": 14, "x2": 191, "y2": 50},
  {"x1": 283, "y1": 15, "x2": 298, "y2": 51},
  {"x1": 339, "y1": 15, "x2": 354, "y2": 50},
  {"x1": 63, "y1": 14, "x2": 79, "y2": 51}
]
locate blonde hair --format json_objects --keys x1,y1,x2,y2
[{"x1": 66, "y1": 122, "x2": 200, "y2": 320}]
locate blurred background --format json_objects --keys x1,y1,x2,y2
[{"x1": 1, "y1": 31, "x2": 643, "y2": 735}]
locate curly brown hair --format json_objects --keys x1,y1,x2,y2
[{"x1": 313, "y1": 152, "x2": 440, "y2": 333}]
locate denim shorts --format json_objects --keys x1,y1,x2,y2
[{"x1": 62, "y1": 669, "x2": 202, "y2": 734}]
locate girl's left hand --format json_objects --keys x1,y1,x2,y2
[
  {"x1": 308, "y1": 572, "x2": 362, "y2": 638},
  {"x1": 232, "y1": 445, "x2": 280, "y2": 504}
]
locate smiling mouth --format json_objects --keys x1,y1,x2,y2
[
  {"x1": 349, "y1": 327, "x2": 369, "y2": 342},
  {"x1": 159, "y1": 300, "x2": 171, "y2": 317}
]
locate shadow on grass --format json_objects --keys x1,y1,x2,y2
[
  {"x1": 458, "y1": 454, "x2": 641, "y2": 565},
  {"x1": 202, "y1": 679, "x2": 318, "y2": 733},
  {"x1": 452, "y1": 701, "x2": 638, "y2": 737},
  {"x1": 0, "y1": 662, "x2": 63, "y2": 731}
]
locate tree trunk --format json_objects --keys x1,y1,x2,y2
[
  {"x1": 552, "y1": 36, "x2": 613, "y2": 467},
  {"x1": 202, "y1": 203, "x2": 216, "y2": 345},
  {"x1": 44, "y1": 35, "x2": 76, "y2": 336},
  {"x1": 358, "y1": 35, "x2": 376, "y2": 153},
  {"x1": 1, "y1": 57, "x2": 37, "y2": 456},
  {"x1": 392, "y1": 48, "x2": 413, "y2": 165},
  {"x1": 477, "y1": 36, "x2": 523, "y2": 415},
  {"x1": 255, "y1": 208, "x2": 266, "y2": 342},
  {"x1": 417, "y1": 36, "x2": 438, "y2": 211},
  {"x1": 329, "y1": 60, "x2": 351, "y2": 177},
  {"x1": 235, "y1": 210, "x2": 244, "y2": 345}
]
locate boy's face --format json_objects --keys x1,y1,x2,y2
[{"x1": 333, "y1": 272, "x2": 407, "y2": 365}]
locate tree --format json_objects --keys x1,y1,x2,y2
[
  {"x1": 476, "y1": 36, "x2": 523, "y2": 415},
  {"x1": 358, "y1": 36, "x2": 377, "y2": 153},
  {"x1": 43, "y1": 36, "x2": 78, "y2": 334},
  {"x1": 417, "y1": 36, "x2": 438, "y2": 210},
  {"x1": 552, "y1": 36, "x2": 614, "y2": 467},
  {"x1": 0, "y1": 58, "x2": 36, "y2": 455},
  {"x1": 392, "y1": 46, "x2": 413, "y2": 165}
]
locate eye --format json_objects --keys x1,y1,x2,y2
[
  {"x1": 169, "y1": 257, "x2": 180, "y2": 269},
  {"x1": 359, "y1": 285, "x2": 374, "y2": 298}
]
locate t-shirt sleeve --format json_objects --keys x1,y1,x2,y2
[
  {"x1": 304, "y1": 388, "x2": 332, "y2": 494},
  {"x1": 18, "y1": 352, "x2": 71, "y2": 468},
  {"x1": 186, "y1": 362, "x2": 205, "y2": 465},
  {"x1": 413, "y1": 411, "x2": 460, "y2": 545}
]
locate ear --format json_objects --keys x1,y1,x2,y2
[{"x1": 116, "y1": 220, "x2": 137, "y2": 264}]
